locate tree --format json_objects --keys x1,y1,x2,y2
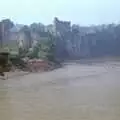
[
  {"x1": 30, "y1": 22, "x2": 45, "y2": 33},
  {"x1": 0, "y1": 19, "x2": 14, "y2": 47},
  {"x1": 72, "y1": 24, "x2": 80, "y2": 34},
  {"x1": 1, "y1": 19, "x2": 14, "y2": 31},
  {"x1": 20, "y1": 25, "x2": 32, "y2": 48},
  {"x1": 45, "y1": 33, "x2": 56, "y2": 61}
]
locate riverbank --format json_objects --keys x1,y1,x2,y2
[{"x1": 2, "y1": 57, "x2": 120, "y2": 80}]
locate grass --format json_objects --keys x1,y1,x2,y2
[{"x1": 0, "y1": 40, "x2": 19, "y2": 53}]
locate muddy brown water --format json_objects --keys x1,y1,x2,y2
[{"x1": 0, "y1": 60, "x2": 120, "y2": 120}]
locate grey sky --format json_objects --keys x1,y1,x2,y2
[{"x1": 0, "y1": 0, "x2": 120, "y2": 25}]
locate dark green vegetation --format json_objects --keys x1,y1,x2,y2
[{"x1": 0, "y1": 52, "x2": 12, "y2": 77}]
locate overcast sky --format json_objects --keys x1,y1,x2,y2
[{"x1": 0, "y1": 0, "x2": 120, "y2": 25}]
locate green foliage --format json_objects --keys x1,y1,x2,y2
[
  {"x1": 9, "y1": 54, "x2": 27, "y2": 70},
  {"x1": 25, "y1": 32, "x2": 56, "y2": 62},
  {"x1": 30, "y1": 43, "x2": 40, "y2": 59},
  {"x1": 45, "y1": 33, "x2": 56, "y2": 61},
  {"x1": 18, "y1": 47, "x2": 28, "y2": 58}
]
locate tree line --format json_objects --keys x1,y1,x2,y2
[{"x1": 1, "y1": 19, "x2": 120, "y2": 59}]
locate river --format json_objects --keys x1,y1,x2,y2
[{"x1": 0, "y1": 60, "x2": 120, "y2": 120}]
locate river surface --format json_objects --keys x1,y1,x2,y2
[{"x1": 0, "y1": 60, "x2": 120, "y2": 120}]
